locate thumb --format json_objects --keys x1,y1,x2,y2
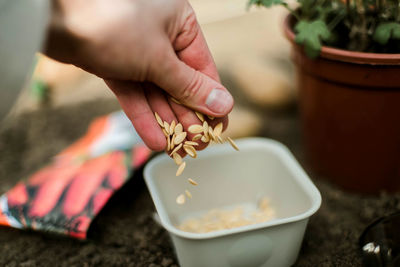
[{"x1": 150, "y1": 50, "x2": 234, "y2": 117}]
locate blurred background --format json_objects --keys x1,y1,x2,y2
[{"x1": 9, "y1": 0, "x2": 294, "y2": 142}]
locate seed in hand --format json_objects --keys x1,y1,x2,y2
[{"x1": 154, "y1": 110, "x2": 239, "y2": 205}]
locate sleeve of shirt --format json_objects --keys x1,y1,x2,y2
[{"x1": 0, "y1": 0, "x2": 50, "y2": 120}]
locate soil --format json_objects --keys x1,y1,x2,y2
[{"x1": 1, "y1": 99, "x2": 400, "y2": 267}]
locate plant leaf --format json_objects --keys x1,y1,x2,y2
[
  {"x1": 373, "y1": 23, "x2": 400, "y2": 45},
  {"x1": 248, "y1": 0, "x2": 284, "y2": 8},
  {"x1": 294, "y1": 20, "x2": 331, "y2": 58}
]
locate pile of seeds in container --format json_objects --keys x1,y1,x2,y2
[
  {"x1": 154, "y1": 105, "x2": 239, "y2": 205},
  {"x1": 178, "y1": 197, "x2": 276, "y2": 233}
]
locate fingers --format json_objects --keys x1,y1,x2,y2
[
  {"x1": 168, "y1": 98, "x2": 208, "y2": 151},
  {"x1": 145, "y1": 83, "x2": 231, "y2": 155},
  {"x1": 208, "y1": 115, "x2": 229, "y2": 134},
  {"x1": 144, "y1": 83, "x2": 178, "y2": 128},
  {"x1": 149, "y1": 11, "x2": 234, "y2": 118},
  {"x1": 105, "y1": 79, "x2": 166, "y2": 151},
  {"x1": 174, "y1": 15, "x2": 220, "y2": 82},
  {"x1": 143, "y1": 83, "x2": 185, "y2": 156},
  {"x1": 149, "y1": 42, "x2": 234, "y2": 118},
  {"x1": 170, "y1": 13, "x2": 230, "y2": 138}
]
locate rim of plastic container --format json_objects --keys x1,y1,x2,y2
[{"x1": 144, "y1": 137, "x2": 322, "y2": 240}]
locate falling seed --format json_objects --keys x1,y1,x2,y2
[
  {"x1": 170, "y1": 120, "x2": 176, "y2": 134},
  {"x1": 195, "y1": 112, "x2": 205, "y2": 122},
  {"x1": 183, "y1": 145, "x2": 197, "y2": 158},
  {"x1": 227, "y1": 137, "x2": 239, "y2": 151},
  {"x1": 185, "y1": 141, "x2": 199, "y2": 146},
  {"x1": 171, "y1": 97, "x2": 181, "y2": 105},
  {"x1": 176, "y1": 194, "x2": 185, "y2": 204},
  {"x1": 174, "y1": 132, "x2": 187, "y2": 145},
  {"x1": 173, "y1": 153, "x2": 183, "y2": 165},
  {"x1": 170, "y1": 143, "x2": 183, "y2": 156},
  {"x1": 188, "y1": 124, "x2": 204, "y2": 134},
  {"x1": 176, "y1": 162, "x2": 186, "y2": 176},
  {"x1": 213, "y1": 122, "x2": 223, "y2": 136},
  {"x1": 164, "y1": 121, "x2": 170, "y2": 135},
  {"x1": 155, "y1": 112, "x2": 164, "y2": 127},
  {"x1": 161, "y1": 99, "x2": 241, "y2": 206},
  {"x1": 192, "y1": 134, "x2": 202, "y2": 141},
  {"x1": 175, "y1": 123, "x2": 183, "y2": 134},
  {"x1": 188, "y1": 178, "x2": 198, "y2": 186}
]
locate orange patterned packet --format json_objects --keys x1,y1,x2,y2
[{"x1": 0, "y1": 111, "x2": 151, "y2": 239}]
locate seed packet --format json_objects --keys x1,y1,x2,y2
[{"x1": 0, "y1": 111, "x2": 151, "y2": 239}]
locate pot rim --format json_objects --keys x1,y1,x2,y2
[{"x1": 283, "y1": 15, "x2": 400, "y2": 65}]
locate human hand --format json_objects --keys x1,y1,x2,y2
[{"x1": 45, "y1": 0, "x2": 234, "y2": 151}]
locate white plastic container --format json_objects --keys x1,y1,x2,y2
[{"x1": 144, "y1": 137, "x2": 321, "y2": 267}]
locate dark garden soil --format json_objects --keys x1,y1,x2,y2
[{"x1": 1, "y1": 99, "x2": 399, "y2": 267}]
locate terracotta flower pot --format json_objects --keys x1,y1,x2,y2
[{"x1": 284, "y1": 15, "x2": 400, "y2": 194}]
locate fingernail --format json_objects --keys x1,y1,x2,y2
[{"x1": 206, "y1": 89, "x2": 233, "y2": 114}]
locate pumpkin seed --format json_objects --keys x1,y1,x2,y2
[
  {"x1": 154, "y1": 112, "x2": 164, "y2": 127},
  {"x1": 192, "y1": 134, "x2": 202, "y2": 141},
  {"x1": 208, "y1": 127, "x2": 216, "y2": 141},
  {"x1": 203, "y1": 121, "x2": 209, "y2": 137},
  {"x1": 167, "y1": 135, "x2": 171, "y2": 151},
  {"x1": 213, "y1": 122, "x2": 223, "y2": 136},
  {"x1": 195, "y1": 112, "x2": 205, "y2": 122},
  {"x1": 183, "y1": 145, "x2": 197, "y2": 158},
  {"x1": 176, "y1": 161, "x2": 186, "y2": 176},
  {"x1": 227, "y1": 137, "x2": 239, "y2": 151},
  {"x1": 188, "y1": 124, "x2": 204, "y2": 134},
  {"x1": 176, "y1": 194, "x2": 185, "y2": 204},
  {"x1": 169, "y1": 143, "x2": 183, "y2": 156},
  {"x1": 170, "y1": 120, "x2": 176, "y2": 134},
  {"x1": 173, "y1": 153, "x2": 182, "y2": 165},
  {"x1": 185, "y1": 141, "x2": 199, "y2": 146},
  {"x1": 164, "y1": 121, "x2": 170, "y2": 135},
  {"x1": 162, "y1": 129, "x2": 169, "y2": 137},
  {"x1": 188, "y1": 178, "x2": 198, "y2": 186},
  {"x1": 201, "y1": 135, "x2": 210, "y2": 143},
  {"x1": 170, "y1": 135, "x2": 175, "y2": 150},
  {"x1": 174, "y1": 123, "x2": 183, "y2": 134},
  {"x1": 174, "y1": 132, "x2": 187, "y2": 145}
]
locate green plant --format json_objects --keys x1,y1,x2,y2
[{"x1": 249, "y1": 0, "x2": 400, "y2": 57}]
